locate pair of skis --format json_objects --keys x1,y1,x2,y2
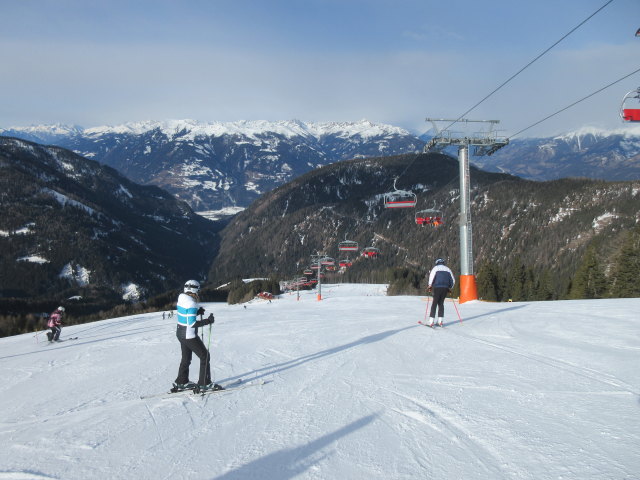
[
  {"x1": 417, "y1": 321, "x2": 445, "y2": 329},
  {"x1": 44, "y1": 336, "x2": 79, "y2": 345},
  {"x1": 141, "y1": 378, "x2": 266, "y2": 400}
]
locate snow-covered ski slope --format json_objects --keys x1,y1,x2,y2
[{"x1": 1, "y1": 284, "x2": 638, "y2": 480}]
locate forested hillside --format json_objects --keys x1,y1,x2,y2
[
  {"x1": 208, "y1": 153, "x2": 640, "y2": 300},
  {"x1": 0, "y1": 137, "x2": 223, "y2": 335}
]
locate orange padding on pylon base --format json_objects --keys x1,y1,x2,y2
[{"x1": 459, "y1": 275, "x2": 478, "y2": 304}]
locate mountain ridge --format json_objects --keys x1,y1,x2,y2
[
  {"x1": 207, "y1": 151, "x2": 640, "y2": 299},
  {"x1": 3, "y1": 120, "x2": 640, "y2": 213},
  {"x1": 0, "y1": 136, "x2": 223, "y2": 305},
  {"x1": 2, "y1": 119, "x2": 423, "y2": 212}
]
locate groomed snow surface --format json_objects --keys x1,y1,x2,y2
[{"x1": 1, "y1": 284, "x2": 638, "y2": 480}]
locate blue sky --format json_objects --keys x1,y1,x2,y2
[{"x1": 1, "y1": 0, "x2": 639, "y2": 137}]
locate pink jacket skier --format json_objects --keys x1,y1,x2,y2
[{"x1": 47, "y1": 307, "x2": 64, "y2": 342}]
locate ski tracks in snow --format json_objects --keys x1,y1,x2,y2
[
  {"x1": 445, "y1": 324, "x2": 639, "y2": 396},
  {"x1": 380, "y1": 387, "x2": 522, "y2": 480}
]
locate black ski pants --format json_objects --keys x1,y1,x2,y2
[
  {"x1": 175, "y1": 333, "x2": 211, "y2": 386},
  {"x1": 429, "y1": 287, "x2": 449, "y2": 318},
  {"x1": 47, "y1": 326, "x2": 61, "y2": 341}
]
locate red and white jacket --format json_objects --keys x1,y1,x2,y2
[{"x1": 47, "y1": 311, "x2": 63, "y2": 328}]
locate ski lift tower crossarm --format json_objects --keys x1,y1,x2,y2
[{"x1": 424, "y1": 118, "x2": 509, "y2": 303}]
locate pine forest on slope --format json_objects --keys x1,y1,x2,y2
[
  {"x1": 0, "y1": 137, "x2": 223, "y2": 314},
  {"x1": 209, "y1": 153, "x2": 640, "y2": 300}
]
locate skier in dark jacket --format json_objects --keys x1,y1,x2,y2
[
  {"x1": 174, "y1": 280, "x2": 221, "y2": 392},
  {"x1": 427, "y1": 258, "x2": 455, "y2": 327}
]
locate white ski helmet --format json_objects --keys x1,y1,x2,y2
[
  {"x1": 57, "y1": 306, "x2": 65, "y2": 312},
  {"x1": 435, "y1": 258, "x2": 446, "y2": 266},
  {"x1": 184, "y1": 280, "x2": 201, "y2": 294}
]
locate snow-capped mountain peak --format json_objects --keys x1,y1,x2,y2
[
  {"x1": 4, "y1": 119, "x2": 412, "y2": 143},
  {"x1": 553, "y1": 124, "x2": 640, "y2": 141},
  {"x1": 1, "y1": 119, "x2": 423, "y2": 211}
]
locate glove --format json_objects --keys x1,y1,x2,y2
[
  {"x1": 427, "y1": 286, "x2": 432, "y2": 293},
  {"x1": 207, "y1": 313, "x2": 215, "y2": 325},
  {"x1": 197, "y1": 307, "x2": 205, "y2": 316}
]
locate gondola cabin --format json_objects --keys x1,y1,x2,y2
[
  {"x1": 620, "y1": 88, "x2": 640, "y2": 122},
  {"x1": 303, "y1": 269, "x2": 313, "y2": 276},
  {"x1": 338, "y1": 240, "x2": 359, "y2": 251},
  {"x1": 361, "y1": 247, "x2": 381, "y2": 258},
  {"x1": 338, "y1": 259, "x2": 352, "y2": 268}
]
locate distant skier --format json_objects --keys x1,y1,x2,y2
[
  {"x1": 174, "y1": 280, "x2": 221, "y2": 392},
  {"x1": 427, "y1": 258, "x2": 455, "y2": 327},
  {"x1": 46, "y1": 306, "x2": 65, "y2": 342}
]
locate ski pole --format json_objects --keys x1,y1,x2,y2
[
  {"x1": 423, "y1": 293, "x2": 431, "y2": 323},
  {"x1": 207, "y1": 321, "x2": 213, "y2": 383},
  {"x1": 450, "y1": 297, "x2": 463, "y2": 324}
]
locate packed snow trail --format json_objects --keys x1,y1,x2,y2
[{"x1": 0, "y1": 284, "x2": 638, "y2": 479}]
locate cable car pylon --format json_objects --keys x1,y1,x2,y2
[{"x1": 424, "y1": 118, "x2": 508, "y2": 303}]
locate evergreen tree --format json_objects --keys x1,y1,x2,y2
[
  {"x1": 505, "y1": 258, "x2": 526, "y2": 302},
  {"x1": 523, "y1": 267, "x2": 537, "y2": 301},
  {"x1": 535, "y1": 269, "x2": 555, "y2": 301},
  {"x1": 609, "y1": 226, "x2": 640, "y2": 298},
  {"x1": 387, "y1": 268, "x2": 423, "y2": 295},
  {"x1": 569, "y1": 246, "x2": 607, "y2": 299},
  {"x1": 476, "y1": 261, "x2": 502, "y2": 301}
]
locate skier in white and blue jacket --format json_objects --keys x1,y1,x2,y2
[
  {"x1": 174, "y1": 280, "x2": 221, "y2": 391},
  {"x1": 427, "y1": 258, "x2": 455, "y2": 327}
]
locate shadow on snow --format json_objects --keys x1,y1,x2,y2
[
  {"x1": 212, "y1": 413, "x2": 379, "y2": 480},
  {"x1": 222, "y1": 326, "x2": 414, "y2": 384}
]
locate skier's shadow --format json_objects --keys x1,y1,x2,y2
[
  {"x1": 223, "y1": 326, "x2": 414, "y2": 384},
  {"x1": 443, "y1": 304, "x2": 528, "y2": 327},
  {"x1": 211, "y1": 413, "x2": 378, "y2": 480}
]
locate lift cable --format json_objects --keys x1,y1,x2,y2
[
  {"x1": 510, "y1": 66, "x2": 640, "y2": 138},
  {"x1": 384, "y1": 1, "x2": 615, "y2": 212},
  {"x1": 440, "y1": 0, "x2": 614, "y2": 134},
  {"x1": 392, "y1": 0, "x2": 614, "y2": 189}
]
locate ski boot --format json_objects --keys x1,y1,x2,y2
[
  {"x1": 171, "y1": 381, "x2": 196, "y2": 393},
  {"x1": 195, "y1": 383, "x2": 224, "y2": 394}
]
